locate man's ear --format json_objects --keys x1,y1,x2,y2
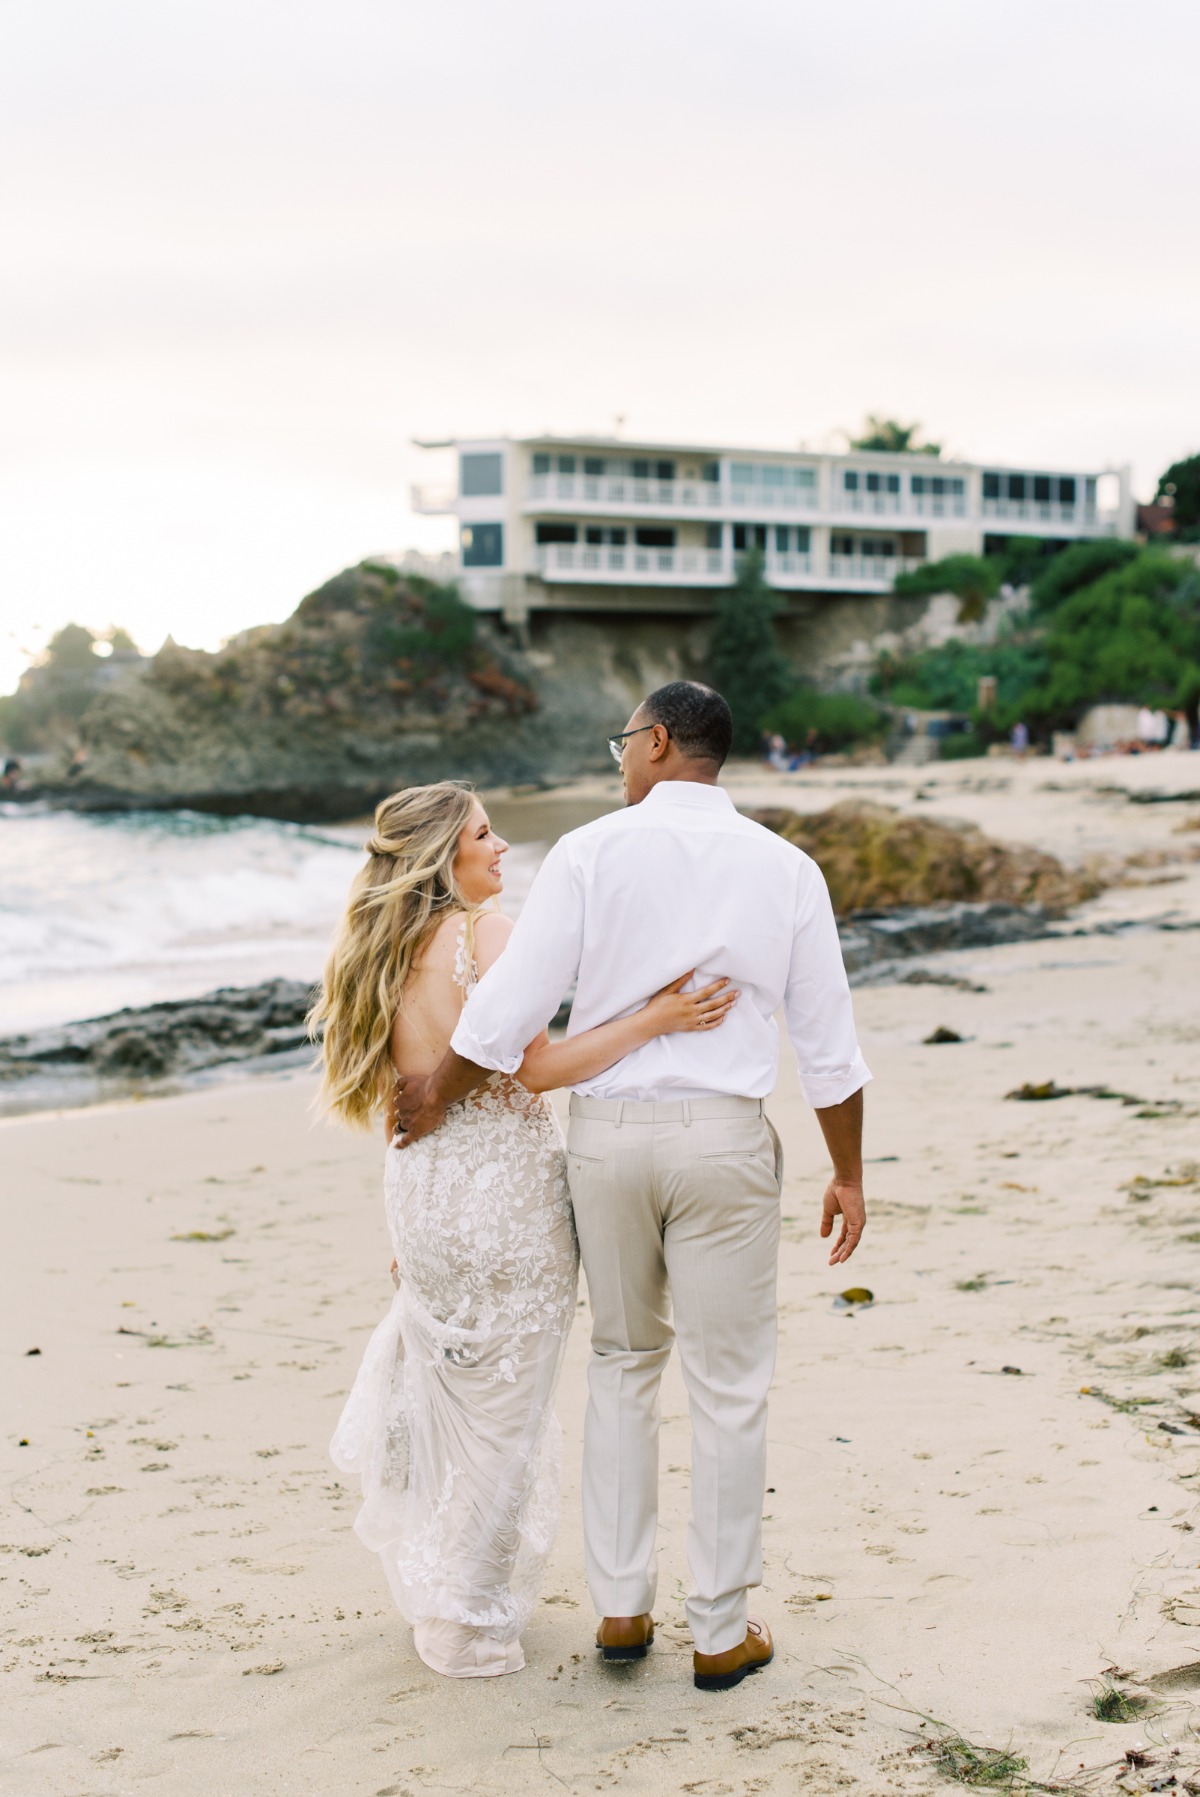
[{"x1": 647, "y1": 724, "x2": 670, "y2": 762}]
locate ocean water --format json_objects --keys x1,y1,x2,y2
[{"x1": 0, "y1": 806, "x2": 548, "y2": 1034}]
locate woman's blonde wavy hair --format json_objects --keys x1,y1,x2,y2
[{"x1": 308, "y1": 781, "x2": 480, "y2": 1129}]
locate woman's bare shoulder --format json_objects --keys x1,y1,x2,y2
[
  {"x1": 473, "y1": 909, "x2": 514, "y2": 972},
  {"x1": 474, "y1": 909, "x2": 514, "y2": 946}
]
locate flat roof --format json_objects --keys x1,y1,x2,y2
[{"x1": 412, "y1": 433, "x2": 1121, "y2": 475}]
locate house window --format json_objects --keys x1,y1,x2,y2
[
  {"x1": 635, "y1": 526, "x2": 675, "y2": 548},
  {"x1": 586, "y1": 526, "x2": 625, "y2": 546},
  {"x1": 831, "y1": 534, "x2": 855, "y2": 556},
  {"x1": 461, "y1": 522, "x2": 503, "y2": 566},
  {"x1": 983, "y1": 472, "x2": 1001, "y2": 499},
  {"x1": 732, "y1": 524, "x2": 767, "y2": 551},
  {"x1": 556, "y1": 455, "x2": 576, "y2": 475},
  {"x1": 1033, "y1": 475, "x2": 1051, "y2": 503},
  {"x1": 532, "y1": 452, "x2": 551, "y2": 476},
  {"x1": 702, "y1": 461, "x2": 720, "y2": 483},
  {"x1": 795, "y1": 467, "x2": 816, "y2": 488},
  {"x1": 730, "y1": 462, "x2": 754, "y2": 486},
  {"x1": 1007, "y1": 474, "x2": 1026, "y2": 501},
  {"x1": 775, "y1": 525, "x2": 790, "y2": 552},
  {"x1": 1059, "y1": 477, "x2": 1077, "y2": 504},
  {"x1": 655, "y1": 460, "x2": 675, "y2": 481},
  {"x1": 861, "y1": 537, "x2": 895, "y2": 558},
  {"x1": 460, "y1": 452, "x2": 503, "y2": 497},
  {"x1": 535, "y1": 522, "x2": 578, "y2": 545},
  {"x1": 705, "y1": 523, "x2": 723, "y2": 550},
  {"x1": 762, "y1": 465, "x2": 785, "y2": 487},
  {"x1": 632, "y1": 459, "x2": 651, "y2": 480},
  {"x1": 843, "y1": 471, "x2": 859, "y2": 491},
  {"x1": 585, "y1": 527, "x2": 604, "y2": 546},
  {"x1": 584, "y1": 456, "x2": 605, "y2": 477},
  {"x1": 794, "y1": 525, "x2": 811, "y2": 552},
  {"x1": 609, "y1": 528, "x2": 627, "y2": 546}
]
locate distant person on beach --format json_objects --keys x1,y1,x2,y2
[
  {"x1": 1010, "y1": 720, "x2": 1029, "y2": 757},
  {"x1": 2, "y1": 755, "x2": 22, "y2": 792},
  {"x1": 312, "y1": 778, "x2": 736, "y2": 1678},
  {"x1": 391, "y1": 681, "x2": 870, "y2": 1693}
]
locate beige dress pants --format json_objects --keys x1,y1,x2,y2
[{"x1": 566, "y1": 1094, "x2": 782, "y2": 1657}]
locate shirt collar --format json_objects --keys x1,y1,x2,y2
[{"x1": 639, "y1": 780, "x2": 735, "y2": 811}]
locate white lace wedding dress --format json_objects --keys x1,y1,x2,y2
[{"x1": 330, "y1": 926, "x2": 578, "y2": 1676}]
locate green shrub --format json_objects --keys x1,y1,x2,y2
[
  {"x1": 894, "y1": 555, "x2": 1000, "y2": 621},
  {"x1": 939, "y1": 731, "x2": 988, "y2": 760},
  {"x1": 762, "y1": 689, "x2": 888, "y2": 751},
  {"x1": 873, "y1": 635, "x2": 1048, "y2": 729},
  {"x1": 1029, "y1": 538, "x2": 1139, "y2": 614}
]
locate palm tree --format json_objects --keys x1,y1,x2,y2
[{"x1": 849, "y1": 416, "x2": 941, "y2": 457}]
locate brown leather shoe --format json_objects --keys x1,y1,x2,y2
[
  {"x1": 693, "y1": 1617, "x2": 773, "y2": 1690},
  {"x1": 595, "y1": 1613, "x2": 655, "y2": 1661}
]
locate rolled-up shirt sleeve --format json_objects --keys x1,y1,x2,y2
[
  {"x1": 783, "y1": 858, "x2": 872, "y2": 1109},
  {"x1": 451, "y1": 837, "x2": 586, "y2": 1074}
]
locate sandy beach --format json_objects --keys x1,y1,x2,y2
[{"x1": 4, "y1": 757, "x2": 1200, "y2": 1796}]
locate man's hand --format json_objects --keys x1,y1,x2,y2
[
  {"x1": 820, "y1": 1176, "x2": 866, "y2": 1265},
  {"x1": 388, "y1": 1072, "x2": 449, "y2": 1148}
]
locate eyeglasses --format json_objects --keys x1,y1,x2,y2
[{"x1": 607, "y1": 724, "x2": 661, "y2": 765}]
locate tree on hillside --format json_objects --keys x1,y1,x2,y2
[
  {"x1": 1156, "y1": 454, "x2": 1200, "y2": 537},
  {"x1": 0, "y1": 624, "x2": 105, "y2": 750},
  {"x1": 1022, "y1": 551, "x2": 1200, "y2": 728},
  {"x1": 706, "y1": 548, "x2": 793, "y2": 754},
  {"x1": 849, "y1": 416, "x2": 941, "y2": 456}
]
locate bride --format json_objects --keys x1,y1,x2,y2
[{"x1": 310, "y1": 781, "x2": 736, "y2": 1679}]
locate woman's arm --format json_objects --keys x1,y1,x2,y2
[{"x1": 515, "y1": 974, "x2": 737, "y2": 1094}]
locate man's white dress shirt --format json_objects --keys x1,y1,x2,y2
[{"x1": 451, "y1": 781, "x2": 871, "y2": 1107}]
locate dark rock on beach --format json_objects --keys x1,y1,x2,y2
[
  {"x1": 0, "y1": 979, "x2": 317, "y2": 1111},
  {"x1": 840, "y1": 900, "x2": 1059, "y2": 981}
]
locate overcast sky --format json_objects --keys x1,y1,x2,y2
[{"x1": 2, "y1": 0, "x2": 1198, "y2": 692}]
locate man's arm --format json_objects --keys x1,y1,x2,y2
[
  {"x1": 393, "y1": 839, "x2": 585, "y2": 1146},
  {"x1": 781, "y1": 860, "x2": 871, "y2": 1263},
  {"x1": 815, "y1": 1087, "x2": 865, "y2": 1265}
]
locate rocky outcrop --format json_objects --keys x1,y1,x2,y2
[
  {"x1": 749, "y1": 800, "x2": 1102, "y2": 915},
  {"x1": 9, "y1": 570, "x2": 717, "y2": 818},
  {"x1": 0, "y1": 979, "x2": 315, "y2": 1084}
]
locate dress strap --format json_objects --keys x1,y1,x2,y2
[{"x1": 452, "y1": 917, "x2": 479, "y2": 998}]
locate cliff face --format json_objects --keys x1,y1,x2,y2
[{"x1": 28, "y1": 565, "x2": 707, "y2": 818}]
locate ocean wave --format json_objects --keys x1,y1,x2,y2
[{"x1": 1, "y1": 810, "x2": 545, "y2": 1032}]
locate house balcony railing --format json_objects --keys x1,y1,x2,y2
[
  {"x1": 527, "y1": 473, "x2": 725, "y2": 510},
  {"x1": 534, "y1": 543, "x2": 728, "y2": 581},
  {"x1": 410, "y1": 481, "x2": 458, "y2": 514},
  {"x1": 531, "y1": 545, "x2": 924, "y2": 589},
  {"x1": 527, "y1": 473, "x2": 823, "y2": 512},
  {"x1": 727, "y1": 484, "x2": 820, "y2": 511},
  {"x1": 831, "y1": 491, "x2": 970, "y2": 520},
  {"x1": 981, "y1": 498, "x2": 1092, "y2": 528}
]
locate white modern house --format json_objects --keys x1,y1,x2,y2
[{"x1": 410, "y1": 434, "x2": 1134, "y2": 623}]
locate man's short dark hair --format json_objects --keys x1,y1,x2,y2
[{"x1": 640, "y1": 681, "x2": 733, "y2": 767}]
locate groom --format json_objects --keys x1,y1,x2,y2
[{"x1": 394, "y1": 681, "x2": 870, "y2": 1691}]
